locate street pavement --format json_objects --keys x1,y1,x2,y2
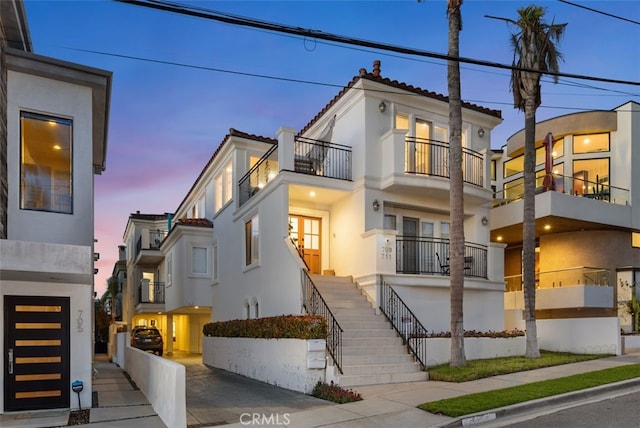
[{"x1": 2, "y1": 350, "x2": 640, "y2": 427}]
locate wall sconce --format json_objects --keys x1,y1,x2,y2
[
  {"x1": 378, "y1": 101, "x2": 387, "y2": 113},
  {"x1": 372, "y1": 199, "x2": 380, "y2": 211},
  {"x1": 477, "y1": 128, "x2": 485, "y2": 138},
  {"x1": 481, "y1": 216, "x2": 489, "y2": 226}
]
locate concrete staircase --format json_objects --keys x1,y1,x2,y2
[{"x1": 310, "y1": 274, "x2": 428, "y2": 387}]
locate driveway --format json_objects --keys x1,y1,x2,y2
[{"x1": 165, "y1": 352, "x2": 332, "y2": 427}]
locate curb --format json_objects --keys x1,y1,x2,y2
[{"x1": 438, "y1": 377, "x2": 640, "y2": 427}]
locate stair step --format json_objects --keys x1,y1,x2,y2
[
  {"x1": 341, "y1": 345, "x2": 410, "y2": 356},
  {"x1": 342, "y1": 354, "x2": 416, "y2": 365},
  {"x1": 338, "y1": 371, "x2": 428, "y2": 387},
  {"x1": 342, "y1": 363, "x2": 422, "y2": 375},
  {"x1": 343, "y1": 337, "x2": 403, "y2": 346},
  {"x1": 342, "y1": 329, "x2": 397, "y2": 338}
]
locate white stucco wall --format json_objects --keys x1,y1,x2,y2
[
  {"x1": 6, "y1": 70, "x2": 95, "y2": 246},
  {"x1": 423, "y1": 337, "x2": 526, "y2": 367},
  {"x1": 203, "y1": 337, "x2": 326, "y2": 393},
  {"x1": 537, "y1": 317, "x2": 621, "y2": 355},
  {"x1": 124, "y1": 345, "x2": 186, "y2": 428},
  {"x1": 0, "y1": 280, "x2": 93, "y2": 414}
]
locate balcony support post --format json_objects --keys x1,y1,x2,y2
[{"x1": 277, "y1": 126, "x2": 296, "y2": 172}]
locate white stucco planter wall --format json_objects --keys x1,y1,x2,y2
[
  {"x1": 622, "y1": 335, "x2": 640, "y2": 351},
  {"x1": 124, "y1": 345, "x2": 186, "y2": 428},
  {"x1": 422, "y1": 337, "x2": 526, "y2": 367},
  {"x1": 203, "y1": 337, "x2": 326, "y2": 393},
  {"x1": 537, "y1": 317, "x2": 621, "y2": 355}
]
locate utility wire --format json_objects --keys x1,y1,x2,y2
[
  {"x1": 558, "y1": 0, "x2": 640, "y2": 26},
  {"x1": 115, "y1": 0, "x2": 640, "y2": 87}
]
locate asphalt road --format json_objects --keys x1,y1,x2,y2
[{"x1": 478, "y1": 388, "x2": 640, "y2": 428}]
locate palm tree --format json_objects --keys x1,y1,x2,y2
[
  {"x1": 490, "y1": 6, "x2": 566, "y2": 358},
  {"x1": 447, "y1": 0, "x2": 466, "y2": 367}
]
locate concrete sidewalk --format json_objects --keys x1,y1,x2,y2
[{"x1": 2, "y1": 351, "x2": 640, "y2": 427}]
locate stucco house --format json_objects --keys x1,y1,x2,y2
[
  {"x1": 0, "y1": 0, "x2": 111, "y2": 413},
  {"x1": 491, "y1": 102, "x2": 640, "y2": 353},
  {"x1": 119, "y1": 60, "x2": 507, "y2": 385}
]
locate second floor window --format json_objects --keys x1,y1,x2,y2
[
  {"x1": 215, "y1": 160, "x2": 233, "y2": 212},
  {"x1": 20, "y1": 112, "x2": 73, "y2": 214},
  {"x1": 245, "y1": 215, "x2": 259, "y2": 266}
]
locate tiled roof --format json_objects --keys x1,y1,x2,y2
[
  {"x1": 129, "y1": 212, "x2": 170, "y2": 221},
  {"x1": 298, "y1": 63, "x2": 502, "y2": 136},
  {"x1": 176, "y1": 218, "x2": 213, "y2": 228}
]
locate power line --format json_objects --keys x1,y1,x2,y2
[
  {"x1": 558, "y1": 0, "x2": 640, "y2": 26},
  {"x1": 115, "y1": 0, "x2": 640, "y2": 87}
]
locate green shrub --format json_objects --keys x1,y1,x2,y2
[
  {"x1": 202, "y1": 315, "x2": 327, "y2": 339},
  {"x1": 311, "y1": 381, "x2": 362, "y2": 403}
]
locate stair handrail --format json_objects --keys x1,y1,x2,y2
[
  {"x1": 379, "y1": 277, "x2": 428, "y2": 369},
  {"x1": 301, "y1": 270, "x2": 344, "y2": 374}
]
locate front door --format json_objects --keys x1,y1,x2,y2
[
  {"x1": 402, "y1": 217, "x2": 419, "y2": 274},
  {"x1": 289, "y1": 215, "x2": 322, "y2": 274},
  {"x1": 4, "y1": 296, "x2": 70, "y2": 411}
]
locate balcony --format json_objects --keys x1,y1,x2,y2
[
  {"x1": 239, "y1": 137, "x2": 352, "y2": 207},
  {"x1": 137, "y1": 280, "x2": 165, "y2": 305},
  {"x1": 395, "y1": 236, "x2": 487, "y2": 279},
  {"x1": 134, "y1": 229, "x2": 167, "y2": 265},
  {"x1": 504, "y1": 267, "x2": 613, "y2": 310}
]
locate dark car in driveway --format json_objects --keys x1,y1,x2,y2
[{"x1": 131, "y1": 327, "x2": 163, "y2": 356}]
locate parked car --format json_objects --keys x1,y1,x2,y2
[{"x1": 130, "y1": 327, "x2": 163, "y2": 356}]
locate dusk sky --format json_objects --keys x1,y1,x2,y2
[{"x1": 23, "y1": 0, "x2": 639, "y2": 295}]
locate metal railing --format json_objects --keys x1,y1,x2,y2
[
  {"x1": 495, "y1": 172, "x2": 629, "y2": 206},
  {"x1": 135, "y1": 229, "x2": 167, "y2": 257},
  {"x1": 379, "y1": 278, "x2": 427, "y2": 369},
  {"x1": 239, "y1": 144, "x2": 279, "y2": 206},
  {"x1": 505, "y1": 266, "x2": 611, "y2": 292},
  {"x1": 301, "y1": 270, "x2": 343, "y2": 374},
  {"x1": 294, "y1": 137, "x2": 352, "y2": 181},
  {"x1": 395, "y1": 236, "x2": 488, "y2": 278},
  {"x1": 404, "y1": 137, "x2": 484, "y2": 187},
  {"x1": 137, "y1": 281, "x2": 165, "y2": 304}
]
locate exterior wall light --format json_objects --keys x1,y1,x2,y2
[
  {"x1": 378, "y1": 101, "x2": 387, "y2": 113},
  {"x1": 481, "y1": 216, "x2": 489, "y2": 226},
  {"x1": 477, "y1": 128, "x2": 485, "y2": 138},
  {"x1": 372, "y1": 199, "x2": 380, "y2": 211}
]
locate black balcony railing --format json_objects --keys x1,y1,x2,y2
[
  {"x1": 137, "y1": 281, "x2": 165, "y2": 304},
  {"x1": 395, "y1": 236, "x2": 488, "y2": 279},
  {"x1": 404, "y1": 137, "x2": 484, "y2": 187},
  {"x1": 239, "y1": 144, "x2": 279, "y2": 207},
  {"x1": 135, "y1": 229, "x2": 167, "y2": 257},
  {"x1": 294, "y1": 137, "x2": 352, "y2": 181},
  {"x1": 301, "y1": 270, "x2": 343, "y2": 374},
  {"x1": 379, "y1": 278, "x2": 428, "y2": 369}
]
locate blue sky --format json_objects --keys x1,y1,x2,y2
[{"x1": 23, "y1": 0, "x2": 639, "y2": 294}]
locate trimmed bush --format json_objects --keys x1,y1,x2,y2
[
  {"x1": 311, "y1": 381, "x2": 362, "y2": 403},
  {"x1": 202, "y1": 315, "x2": 327, "y2": 340}
]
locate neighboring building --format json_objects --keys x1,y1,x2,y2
[
  {"x1": 0, "y1": 0, "x2": 111, "y2": 413},
  {"x1": 491, "y1": 102, "x2": 640, "y2": 349},
  {"x1": 119, "y1": 60, "x2": 506, "y2": 384},
  {"x1": 120, "y1": 212, "x2": 211, "y2": 355}
]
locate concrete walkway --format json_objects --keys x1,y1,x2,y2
[{"x1": 2, "y1": 351, "x2": 640, "y2": 427}]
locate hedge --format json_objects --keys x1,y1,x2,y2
[{"x1": 202, "y1": 315, "x2": 327, "y2": 340}]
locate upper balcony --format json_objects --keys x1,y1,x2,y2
[
  {"x1": 491, "y1": 173, "x2": 632, "y2": 244},
  {"x1": 504, "y1": 266, "x2": 613, "y2": 310},
  {"x1": 379, "y1": 131, "x2": 487, "y2": 200},
  {"x1": 134, "y1": 228, "x2": 167, "y2": 266},
  {"x1": 135, "y1": 279, "x2": 165, "y2": 313},
  {"x1": 239, "y1": 137, "x2": 352, "y2": 207}
]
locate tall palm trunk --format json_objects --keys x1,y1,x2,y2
[{"x1": 447, "y1": 0, "x2": 466, "y2": 367}]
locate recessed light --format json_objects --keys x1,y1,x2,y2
[
  {"x1": 194, "y1": 306, "x2": 199, "y2": 309},
  {"x1": 544, "y1": 224, "x2": 551, "y2": 230},
  {"x1": 309, "y1": 191, "x2": 316, "y2": 197},
  {"x1": 497, "y1": 236, "x2": 503, "y2": 241},
  {"x1": 53, "y1": 144, "x2": 61, "y2": 150}
]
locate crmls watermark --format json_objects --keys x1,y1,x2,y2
[{"x1": 239, "y1": 413, "x2": 291, "y2": 426}]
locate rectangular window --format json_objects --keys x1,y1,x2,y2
[
  {"x1": 212, "y1": 243, "x2": 218, "y2": 281},
  {"x1": 20, "y1": 112, "x2": 73, "y2": 213},
  {"x1": 572, "y1": 158, "x2": 609, "y2": 196},
  {"x1": 395, "y1": 113, "x2": 409, "y2": 130},
  {"x1": 421, "y1": 221, "x2": 434, "y2": 238},
  {"x1": 573, "y1": 133, "x2": 609, "y2": 154},
  {"x1": 553, "y1": 137, "x2": 564, "y2": 158},
  {"x1": 166, "y1": 255, "x2": 172, "y2": 287},
  {"x1": 633, "y1": 233, "x2": 640, "y2": 249},
  {"x1": 503, "y1": 155, "x2": 523, "y2": 178},
  {"x1": 245, "y1": 215, "x2": 259, "y2": 266},
  {"x1": 440, "y1": 222, "x2": 450, "y2": 240},
  {"x1": 503, "y1": 170, "x2": 547, "y2": 199},
  {"x1": 490, "y1": 159, "x2": 497, "y2": 181},
  {"x1": 215, "y1": 160, "x2": 233, "y2": 212},
  {"x1": 383, "y1": 214, "x2": 397, "y2": 230},
  {"x1": 192, "y1": 246, "x2": 208, "y2": 275}
]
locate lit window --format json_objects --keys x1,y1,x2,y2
[
  {"x1": 245, "y1": 215, "x2": 259, "y2": 266},
  {"x1": 633, "y1": 233, "x2": 640, "y2": 248},
  {"x1": 573, "y1": 133, "x2": 609, "y2": 154},
  {"x1": 214, "y1": 160, "x2": 233, "y2": 212},
  {"x1": 572, "y1": 158, "x2": 609, "y2": 196},
  {"x1": 395, "y1": 114, "x2": 409, "y2": 130},
  {"x1": 504, "y1": 155, "x2": 523, "y2": 178},
  {"x1": 20, "y1": 112, "x2": 72, "y2": 213}
]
